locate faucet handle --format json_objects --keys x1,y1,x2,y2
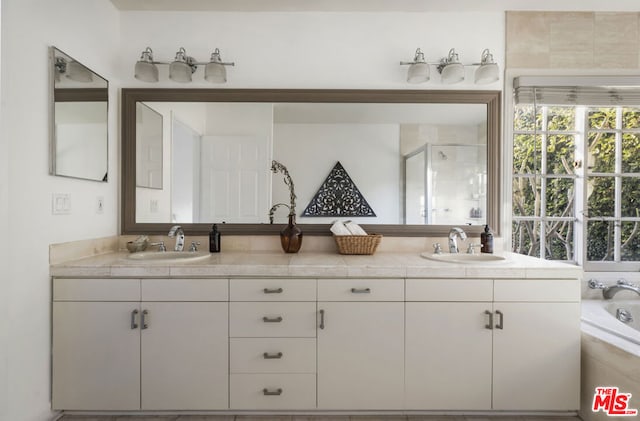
[
  {"x1": 588, "y1": 279, "x2": 605, "y2": 290},
  {"x1": 433, "y1": 243, "x2": 443, "y2": 254},
  {"x1": 149, "y1": 241, "x2": 166, "y2": 252},
  {"x1": 189, "y1": 241, "x2": 201, "y2": 252},
  {"x1": 466, "y1": 243, "x2": 483, "y2": 254},
  {"x1": 617, "y1": 279, "x2": 636, "y2": 287}
]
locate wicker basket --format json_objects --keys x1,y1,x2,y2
[{"x1": 333, "y1": 234, "x2": 382, "y2": 255}]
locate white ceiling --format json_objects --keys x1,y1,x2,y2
[{"x1": 109, "y1": 0, "x2": 640, "y2": 12}]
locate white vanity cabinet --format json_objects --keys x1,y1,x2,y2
[
  {"x1": 492, "y1": 279, "x2": 580, "y2": 410},
  {"x1": 52, "y1": 279, "x2": 141, "y2": 410},
  {"x1": 52, "y1": 278, "x2": 229, "y2": 411},
  {"x1": 229, "y1": 278, "x2": 317, "y2": 410},
  {"x1": 405, "y1": 279, "x2": 494, "y2": 410},
  {"x1": 404, "y1": 278, "x2": 580, "y2": 411},
  {"x1": 317, "y1": 278, "x2": 405, "y2": 410}
]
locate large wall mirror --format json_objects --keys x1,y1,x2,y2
[
  {"x1": 122, "y1": 89, "x2": 501, "y2": 236},
  {"x1": 50, "y1": 47, "x2": 108, "y2": 182}
]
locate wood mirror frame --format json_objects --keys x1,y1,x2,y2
[{"x1": 122, "y1": 89, "x2": 501, "y2": 237}]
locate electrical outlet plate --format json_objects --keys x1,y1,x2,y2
[{"x1": 96, "y1": 196, "x2": 104, "y2": 214}]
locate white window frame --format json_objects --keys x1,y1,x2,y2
[{"x1": 506, "y1": 73, "x2": 640, "y2": 272}]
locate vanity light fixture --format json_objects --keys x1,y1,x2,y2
[
  {"x1": 134, "y1": 47, "x2": 235, "y2": 83},
  {"x1": 400, "y1": 47, "x2": 499, "y2": 85},
  {"x1": 54, "y1": 57, "x2": 93, "y2": 83},
  {"x1": 399, "y1": 48, "x2": 430, "y2": 84},
  {"x1": 437, "y1": 48, "x2": 465, "y2": 84},
  {"x1": 474, "y1": 49, "x2": 499, "y2": 84}
]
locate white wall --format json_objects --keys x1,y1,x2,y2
[
  {"x1": 0, "y1": 2, "x2": 7, "y2": 419},
  {"x1": 274, "y1": 124, "x2": 400, "y2": 224},
  {"x1": 0, "y1": 1, "x2": 120, "y2": 420},
  {"x1": 119, "y1": 11, "x2": 504, "y2": 90}
]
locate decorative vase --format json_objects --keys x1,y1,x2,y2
[{"x1": 280, "y1": 214, "x2": 303, "y2": 253}]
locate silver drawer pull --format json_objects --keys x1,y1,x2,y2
[
  {"x1": 319, "y1": 309, "x2": 325, "y2": 330},
  {"x1": 263, "y1": 388, "x2": 283, "y2": 396},
  {"x1": 484, "y1": 310, "x2": 493, "y2": 330},
  {"x1": 263, "y1": 352, "x2": 283, "y2": 359},
  {"x1": 263, "y1": 287, "x2": 284, "y2": 294},
  {"x1": 495, "y1": 310, "x2": 504, "y2": 330},
  {"x1": 262, "y1": 316, "x2": 283, "y2": 323},
  {"x1": 141, "y1": 309, "x2": 149, "y2": 330},
  {"x1": 130, "y1": 309, "x2": 139, "y2": 329},
  {"x1": 351, "y1": 287, "x2": 371, "y2": 294}
]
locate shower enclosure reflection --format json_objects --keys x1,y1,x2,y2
[{"x1": 404, "y1": 144, "x2": 486, "y2": 225}]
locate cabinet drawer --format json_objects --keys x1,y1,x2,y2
[
  {"x1": 230, "y1": 278, "x2": 316, "y2": 301},
  {"x1": 141, "y1": 278, "x2": 228, "y2": 301},
  {"x1": 406, "y1": 278, "x2": 493, "y2": 301},
  {"x1": 318, "y1": 278, "x2": 404, "y2": 301},
  {"x1": 53, "y1": 278, "x2": 140, "y2": 301},
  {"x1": 230, "y1": 373, "x2": 316, "y2": 409},
  {"x1": 230, "y1": 338, "x2": 316, "y2": 374},
  {"x1": 230, "y1": 302, "x2": 317, "y2": 337},
  {"x1": 494, "y1": 279, "x2": 580, "y2": 302}
]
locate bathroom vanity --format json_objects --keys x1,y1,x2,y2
[{"x1": 50, "y1": 251, "x2": 581, "y2": 414}]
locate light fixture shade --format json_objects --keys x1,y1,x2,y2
[
  {"x1": 475, "y1": 62, "x2": 499, "y2": 84},
  {"x1": 66, "y1": 61, "x2": 93, "y2": 82},
  {"x1": 205, "y1": 62, "x2": 227, "y2": 83},
  {"x1": 441, "y1": 63, "x2": 465, "y2": 84},
  {"x1": 474, "y1": 49, "x2": 499, "y2": 84},
  {"x1": 407, "y1": 62, "x2": 430, "y2": 84},
  {"x1": 134, "y1": 61, "x2": 159, "y2": 83},
  {"x1": 169, "y1": 61, "x2": 192, "y2": 82}
]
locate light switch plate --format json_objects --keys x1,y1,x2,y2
[
  {"x1": 52, "y1": 193, "x2": 71, "y2": 215},
  {"x1": 96, "y1": 196, "x2": 104, "y2": 214}
]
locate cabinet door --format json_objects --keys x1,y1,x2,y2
[
  {"x1": 141, "y1": 302, "x2": 228, "y2": 410},
  {"x1": 52, "y1": 302, "x2": 141, "y2": 410},
  {"x1": 492, "y1": 302, "x2": 580, "y2": 410},
  {"x1": 317, "y1": 302, "x2": 404, "y2": 409},
  {"x1": 405, "y1": 302, "x2": 492, "y2": 410}
]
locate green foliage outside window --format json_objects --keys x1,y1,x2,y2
[{"x1": 513, "y1": 105, "x2": 640, "y2": 263}]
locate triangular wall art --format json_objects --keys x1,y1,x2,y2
[{"x1": 302, "y1": 161, "x2": 376, "y2": 217}]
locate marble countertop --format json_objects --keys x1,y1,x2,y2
[{"x1": 50, "y1": 250, "x2": 582, "y2": 279}]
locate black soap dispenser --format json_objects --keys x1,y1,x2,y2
[
  {"x1": 481, "y1": 225, "x2": 494, "y2": 254},
  {"x1": 209, "y1": 224, "x2": 221, "y2": 253}
]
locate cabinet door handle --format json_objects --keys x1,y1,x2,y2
[
  {"x1": 263, "y1": 352, "x2": 283, "y2": 359},
  {"x1": 495, "y1": 310, "x2": 504, "y2": 330},
  {"x1": 262, "y1": 316, "x2": 283, "y2": 323},
  {"x1": 350, "y1": 287, "x2": 371, "y2": 294},
  {"x1": 141, "y1": 309, "x2": 149, "y2": 330},
  {"x1": 130, "y1": 309, "x2": 139, "y2": 329},
  {"x1": 484, "y1": 310, "x2": 493, "y2": 330},
  {"x1": 263, "y1": 287, "x2": 284, "y2": 294},
  {"x1": 319, "y1": 309, "x2": 325, "y2": 330},
  {"x1": 263, "y1": 388, "x2": 283, "y2": 396}
]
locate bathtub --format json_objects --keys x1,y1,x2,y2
[{"x1": 582, "y1": 299, "x2": 640, "y2": 352}]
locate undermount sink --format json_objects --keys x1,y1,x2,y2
[
  {"x1": 126, "y1": 251, "x2": 211, "y2": 263},
  {"x1": 420, "y1": 252, "x2": 507, "y2": 264}
]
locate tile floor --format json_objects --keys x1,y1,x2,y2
[{"x1": 58, "y1": 415, "x2": 583, "y2": 421}]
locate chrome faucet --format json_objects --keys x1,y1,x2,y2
[
  {"x1": 589, "y1": 279, "x2": 640, "y2": 299},
  {"x1": 168, "y1": 225, "x2": 185, "y2": 251},
  {"x1": 448, "y1": 227, "x2": 467, "y2": 253}
]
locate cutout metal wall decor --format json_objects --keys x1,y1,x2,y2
[{"x1": 302, "y1": 161, "x2": 376, "y2": 217}]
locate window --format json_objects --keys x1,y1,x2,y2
[{"x1": 512, "y1": 77, "x2": 640, "y2": 270}]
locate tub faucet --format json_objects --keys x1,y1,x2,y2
[
  {"x1": 589, "y1": 279, "x2": 640, "y2": 299},
  {"x1": 168, "y1": 225, "x2": 185, "y2": 251},
  {"x1": 603, "y1": 280, "x2": 640, "y2": 299},
  {"x1": 448, "y1": 227, "x2": 467, "y2": 253}
]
